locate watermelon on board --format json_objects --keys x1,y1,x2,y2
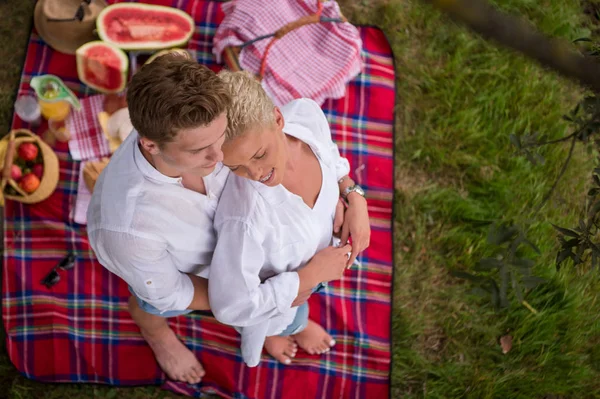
[
  {"x1": 76, "y1": 41, "x2": 128, "y2": 94},
  {"x1": 96, "y1": 3, "x2": 195, "y2": 51}
]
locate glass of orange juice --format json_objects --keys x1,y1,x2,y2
[{"x1": 30, "y1": 75, "x2": 81, "y2": 122}]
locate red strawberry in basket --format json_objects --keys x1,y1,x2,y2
[
  {"x1": 19, "y1": 173, "x2": 40, "y2": 194},
  {"x1": 18, "y1": 142, "x2": 39, "y2": 161},
  {"x1": 10, "y1": 164, "x2": 22, "y2": 181},
  {"x1": 32, "y1": 164, "x2": 43, "y2": 179}
]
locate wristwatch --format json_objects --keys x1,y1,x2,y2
[{"x1": 341, "y1": 184, "x2": 365, "y2": 200}]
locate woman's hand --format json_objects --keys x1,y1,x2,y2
[
  {"x1": 297, "y1": 244, "x2": 353, "y2": 293},
  {"x1": 340, "y1": 194, "x2": 371, "y2": 266},
  {"x1": 333, "y1": 198, "x2": 345, "y2": 237}
]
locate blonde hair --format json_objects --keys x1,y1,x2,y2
[{"x1": 218, "y1": 70, "x2": 275, "y2": 140}]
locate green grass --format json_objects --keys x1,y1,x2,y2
[
  {"x1": 1, "y1": 0, "x2": 600, "y2": 397},
  {"x1": 338, "y1": 0, "x2": 600, "y2": 397}
]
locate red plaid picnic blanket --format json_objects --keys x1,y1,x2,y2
[
  {"x1": 213, "y1": 0, "x2": 363, "y2": 107},
  {"x1": 4, "y1": 1, "x2": 395, "y2": 398}
]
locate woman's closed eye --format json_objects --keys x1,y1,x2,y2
[{"x1": 255, "y1": 152, "x2": 267, "y2": 159}]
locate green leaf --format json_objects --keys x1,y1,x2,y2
[
  {"x1": 593, "y1": 251, "x2": 599, "y2": 270},
  {"x1": 489, "y1": 280, "x2": 500, "y2": 310},
  {"x1": 561, "y1": 238, "x2": 579, "y2": 250},
  {"x1": 509, "y1": 134, "x2": 521, "y2": 150},
  {"x1": 488, "y1": 224, "x2": 518, "y2": 245},
  {"x1": 551, "y1": 224, "x2": 580, "y2": 238},
  {"x1": 500, "y1": 265, "x2": 509, "y2": 308},
  {"x1": 511, "y1": 258, "x2": 535, "y2": 269},
  {"x1": 511, "y1": 272, "x2": 524, "y2": 302},
  {"x1": 475, "y1": 258, "x2": 503, "y2": 271},
  {"x1": 562, "y1": 115, "x2": 574, "y2": 122},
  {"x1": 588, "y1": 188, "x2": 600, "y2": 197},
  {"x1": 522, "y1": 276, "x2": 546, "y2": 290},
  {"x1": 450, "y1": 270, "x2": 485, "y2": 283},
  {"x1": 556, "y1": 249, "x2": 573, "y2": 268},
  {"x1": 524, "y1": 239, "x2": 541, "y2": 254}
]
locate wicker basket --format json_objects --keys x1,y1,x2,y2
[
  {"x1": 221, "y1": 1, "x2": 347, "y2": 80},
  {"x1": 0, "y1": 129, "x2": 59, "y2": 206}
]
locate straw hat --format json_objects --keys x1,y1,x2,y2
[{"x1": 34, "y1": 0, "x2": 108, "y2": 55}]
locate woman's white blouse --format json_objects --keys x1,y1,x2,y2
[{"x1": 208, "y1": 98, "x2": 350, "y2": 366}]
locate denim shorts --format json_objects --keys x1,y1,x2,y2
[
  {"x1": 278, "y1": 282, "x2": 327, "y2": 336},
  {"x1": 128, "y1": 286, "x2": 193, "y2": 318}
]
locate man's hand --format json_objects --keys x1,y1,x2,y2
[{"x1": 340, "y1": 194, "x2": 370, "y2": 267}]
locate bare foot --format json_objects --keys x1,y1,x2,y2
[
  {"x1": 141, "y1": 325, "x2": 205, "y2": 384},
  {"x1": 293, "y1": 320, "x2": 335, "y2": 355},
  {"x1": 264, "y1": 336, "x2": 298, "y2": 364}
]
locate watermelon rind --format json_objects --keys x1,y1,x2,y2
[
  {"x1": 76, "y1": 41, "x2": 129, "y2": 94},
  {"x1": 96, "y1": 3, "x2": 195, "y2": 51}
]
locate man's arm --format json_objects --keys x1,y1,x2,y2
[{"x1": 89, "y1": 229, "x2": 203, "y2": 314}]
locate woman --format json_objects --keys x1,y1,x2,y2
[{"x1": 209, "y1": 71, "x2": 370, "y2": 367}]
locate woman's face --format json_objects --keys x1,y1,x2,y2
[{"x1": 222, "y1": 108, "x2": 288, "y2": 187}]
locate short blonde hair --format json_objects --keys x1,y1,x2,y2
[{"x1": 218, "y1": 70, "x2": 275, "y2": 140}]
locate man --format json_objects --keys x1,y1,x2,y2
[{"x1": 87, "y1": 54, "x2": 230, "y2": 384}]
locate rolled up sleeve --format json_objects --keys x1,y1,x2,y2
[
  {"x1": 209, "y1": 220, "x2": 299, "y2": 327},
  {"x1": 89, "y1": 229, "x2": 194, "y2": 313}
]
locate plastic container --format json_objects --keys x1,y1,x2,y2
[
  {"x1": 14, "y1": 95, "x2": 42, "y2": 126},
  {"x1": 30, "y1": 75, "x2": 81, "y2": 122}
]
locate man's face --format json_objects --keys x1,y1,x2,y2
[{"x1": 146, "y1": 112, "x2": 228, "y2": 177}]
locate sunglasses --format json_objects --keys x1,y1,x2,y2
[
  {"x1": 47, "y1": 0, "x2": 92, "y2": 23},
  {"x1": 41, "y1": 253, "x2": 76, "y2": 288}
]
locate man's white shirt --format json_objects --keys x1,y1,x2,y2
[{"x1": 87, "y1": 131, "x2": 229, "y2": 313}]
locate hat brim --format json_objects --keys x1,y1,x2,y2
[{"x1": 34, "y1": 0, "x2": 107, "y2": 55}]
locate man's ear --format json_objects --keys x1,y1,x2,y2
[
  {"x1": 274, "y1": 107, "x2": 284, "y2": 130},
  {"x1": 139, "y1": 136, "x2": 161, "y2": 155}
]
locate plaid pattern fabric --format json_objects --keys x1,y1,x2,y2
[
  {"x1": 4, "y1": 1, "x2": 395, "y2": 398},
  {"x1": 66, "y1": 95, "x2": 111, "y2": 161},
  {"x1": 213, "y1": 0, "x2": 363, "y2": 107}
]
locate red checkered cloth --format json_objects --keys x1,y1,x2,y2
[
  {"x1": 213, "y1": 0, "x2": 363, "y2": 107},
  {"x1": 4, "y1": 1, "x2": 395, "y2": 398},
  {"x1": 66, "y1": 95, "x2": 111, "y2": 161}
]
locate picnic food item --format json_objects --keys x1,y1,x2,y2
[
  {"x1": 20, "y1": 173, "x2": 41, "y2": 194},
  {"x1": 18, "y1": 142, "x2": 39, "y2": 161},
  {"x1": 76, "y1": 41, "x2": 128, "y2": 94},
  {"x1": 103, "y1": 93, "x2": 127, "y2": 115},
  {"x1": 96, "y1": 3, "x2": 195, "y2": 50},
  {"x1": 30, "y1": 75, "x2": 81, "y2": 121},
  {"x1": 83, "y1": 158, "x2": 110, "y2": 193},
  {"x1": 0, "y1": 129, "x2": 59, "y2": 205},
  {"x1": 145, "y1": 48, "x2": 191, "y2": 64},
  {"x1": 11, "y1": 165, "x2": 22, "y2": 181},
  {"x1": 33, "y1": 164, "x2": 44, "y2": 179}
]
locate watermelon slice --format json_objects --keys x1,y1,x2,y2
[
  {"x1": 76, "y1": 41, "x2": 128, "y2": 94},
  {"x1": 96, "y1": 3, "x2": 195, "y2": 51}
]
